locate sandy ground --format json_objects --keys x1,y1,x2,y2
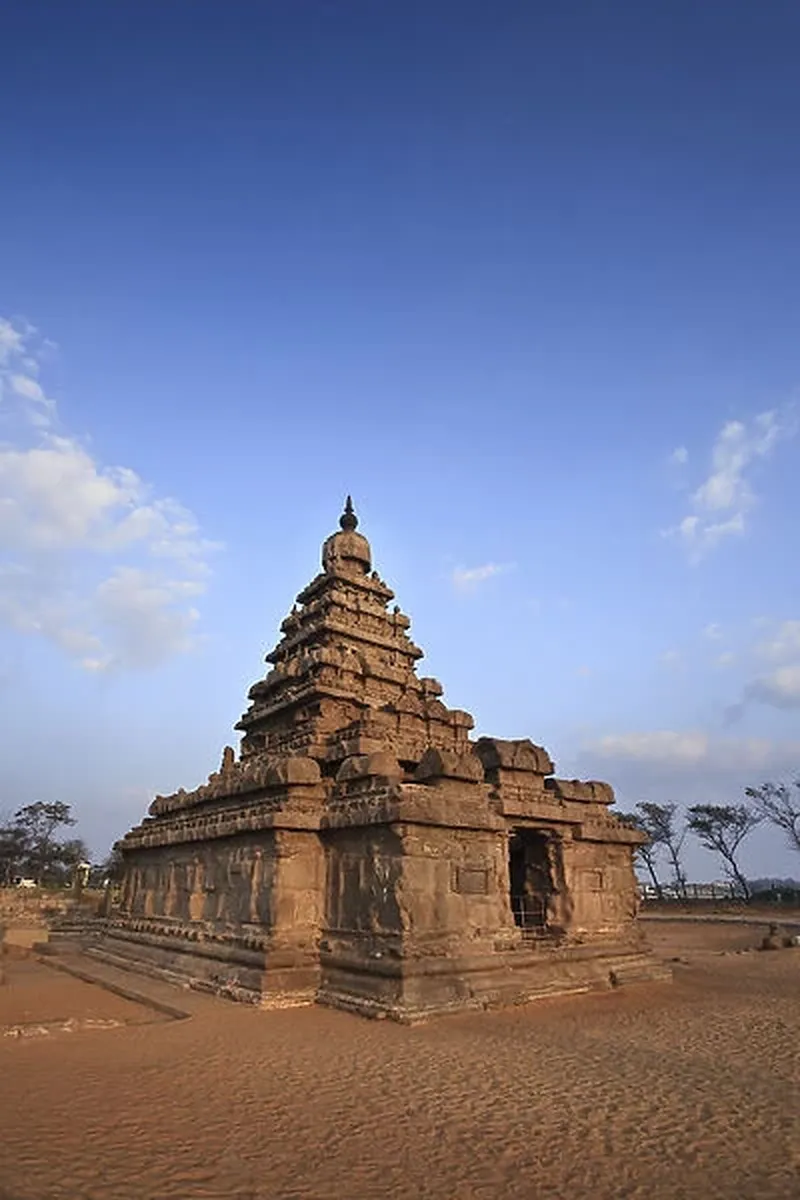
[
  {"x1": 0, "y1": 958, "x2": 164, "y2": 1034},
  {"x1": 0, "y1": 922, "x2": 798, "y2": 1200}
]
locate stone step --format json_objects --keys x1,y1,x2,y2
[
  {"x1": 609, "y1": 958, "x2": 673, "y2": 987},
  {"x1": 37, "y1": 947, "x2": 194, "y2": 1020}
]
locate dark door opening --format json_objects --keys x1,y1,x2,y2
[{"x1": 509, "y1": 829, "x2": 554, "y2": 932}]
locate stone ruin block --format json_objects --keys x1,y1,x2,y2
[
  {"x1": 474, "y1": 737, "x2": 555, "y2": 778},
  {"x1": 414, "y1": 748, "x2": 484, "y2": 783},
  {"x1": 545, "y1": 778, "x2": 616, "y2": 805}
]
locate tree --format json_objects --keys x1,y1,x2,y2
[
  {"x1": 745, "y1": 780, "x2": 800, "y2": 854},
  {"x1": 55, "y1": 837, "x2": 91, "y2": 886},
  {"x1": 687, "y1": 804, "x2": 762, "y2": 902},
  {"x1": 101, "y1": 845, "x2": 124, "y2": 883},
  {"x1": 617, "y1": 810, "x2": 664, "y2": 899},
  {"x1": 59, "y1": 837, "x2": 89, "y2": 866},
  {"x1": 13, "y1": 802, "x2": 76, "y2": 885},
  {"x1": 618, "y1": 802, "x2": 687, "y2": 898},
  {"x1": 0, "y1": 819, "x2": 28, "y2": 885},
  {"x1": 638, "y1": 802, "x2": 688, "y2": 898}
]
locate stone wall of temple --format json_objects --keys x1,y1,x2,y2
[
  {"x1": 323, "y1": 825, "x2": 404, "y2": 940},
  {"x1": 122, "y1": 835, "x2": 277, "y2": 927},
  {"x1": 559, "y1": 838, "x2": 641, "y2": 939}
]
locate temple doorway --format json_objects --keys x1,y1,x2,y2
[{"x1": 509, "y1": 829, "x2": 554, "y2": 933}]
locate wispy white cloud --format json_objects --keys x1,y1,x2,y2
[
  {"x1": 659, "y1": 648, "x2": 683, "y2": 670},
  {"x1": 703, "y1": 622, "x2": 723, "y2": 640},
  {"x1": 93, "y1": 568, "x2": 205, "y2": 670},
  {"x1": 0, "y1": 319, "x2": 57, "y2": 429},
  {"x1": 755, "y1": 619, "x2": 800, "y2": 663},
  {"x1": 451, "y1": 561, "x2": 513, "y2": 591},
  {"x1": 587, "y1": 730, "x2": 710, "y2": 766},
  {"x1": 724, "y1": 618, "x2": 800, "y2": 715},
  {"x1": 668, "y1": 445, "x2": 689, "y2": 467},
  {"x1": 0, "y1": 316, "x2": 220, "y2": 671},
  {"x1": 0, "y1": 318, "x2": 24, "y2": 365},
  {"x1": 663, "y1": 407, "x2": 796, "y2": 561},
  {"x1": 582, "y1": 728, "x2": 800, "y2": 773},
  {"x1": 744, "y1": 665, "x2": 800, "y2": 711}
]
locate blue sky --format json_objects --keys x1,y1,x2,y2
[{"x1": 1, "y1": 1, "x2": 799, "y2": 880}]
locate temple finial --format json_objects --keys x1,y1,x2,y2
[{"x1": 340, "y1": 494, "x2": 358, "y2": 532}]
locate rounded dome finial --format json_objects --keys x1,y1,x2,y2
[
  {"x1": 322, "y1": 495, "x2": 371, "y2": 575},
  {"x1": 340, "y1": 495, "x2": 358, "y2": 532}
]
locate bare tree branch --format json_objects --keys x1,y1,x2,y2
[
  {"x1": 745, "y1": 780, "x2": 800, "y2": 854},
  {"x1": 687, "y1": 804, "x2": 761, "y2": 902}
]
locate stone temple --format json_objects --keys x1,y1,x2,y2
[{"x1": 105, "y1": 499, "x2": 668, "y2": 1021}]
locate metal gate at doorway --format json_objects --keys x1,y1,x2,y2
[{"x1": 508, "y1": 828, "x2": 554, "y2": 933}]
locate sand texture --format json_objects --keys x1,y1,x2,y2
[
  {"x1": 0, "y1": 958, "x2": 164, "y2": 1035},
  {"x1": 0, "y1": 921, "x2": 798, "y2": 1200}
]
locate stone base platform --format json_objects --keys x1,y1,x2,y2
[
  {"x1": 77, "y1": 925, "x2": 670, "y2": 1022},
  {"x1": 85, "y1": 926, "x2": 320, "y2": 1009},
  {"x1": 317, "y1": 943, "x2": 672, "y2": 1023}
]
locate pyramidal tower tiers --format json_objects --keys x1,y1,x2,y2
[
  {"x1": 105, "y1": 500, "x2": 669, "y2": 1021},
  {"x1": 234, "y1": 495, "x2": 473, "y2": 770}
]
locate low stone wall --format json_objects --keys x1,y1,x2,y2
[
  {"x1": 0, "y1": 888, "x2": 68, "y2": 926},
  {"x1": 642, "y1": 900, "x2": 800, "y2": 918},
  {"x1": 0, "y1": 887, "x2": 106, "y2": 926}
]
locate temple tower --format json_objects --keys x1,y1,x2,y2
[{"x1": 235, "y1": 495, "x2": 473, "y2": 770}]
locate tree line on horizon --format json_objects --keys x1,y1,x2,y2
[{"x1": 618, "y1": 780, "x2": 800, "y2": 902}]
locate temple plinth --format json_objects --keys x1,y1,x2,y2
[{"x1": 103, "y1": 500, "x2": 669, "y2": 1020}]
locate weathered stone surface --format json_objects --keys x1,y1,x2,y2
[
  {"x1": 587, "y1": 780, "x2": 616, "y2": 805},
  {"x1": 545, "y1": 778, "x2": 616, "y2": 805},
  {"x1": 414, "y1": 748, "x2": 484, "y2": 782},
  {"x1": 108, "y1": 499, "x2": 667, "y2": 1019},
  {"x1": 336, "y1": 752, "x2": 404, "y2": 783},
  {"x1": 474, "y1": 737, "x2": 555, "y2": 777},
  {"x1": 265, "y1": 757, "x2": 322, "y2": 786}
]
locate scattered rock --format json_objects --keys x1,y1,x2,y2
[{"x1": 760, "y1": 923, "x2": 785, "y2": 951}]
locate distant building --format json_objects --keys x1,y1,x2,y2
[{"x1": 638, "y1": 880, "x2": 741, "y2": 901}]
